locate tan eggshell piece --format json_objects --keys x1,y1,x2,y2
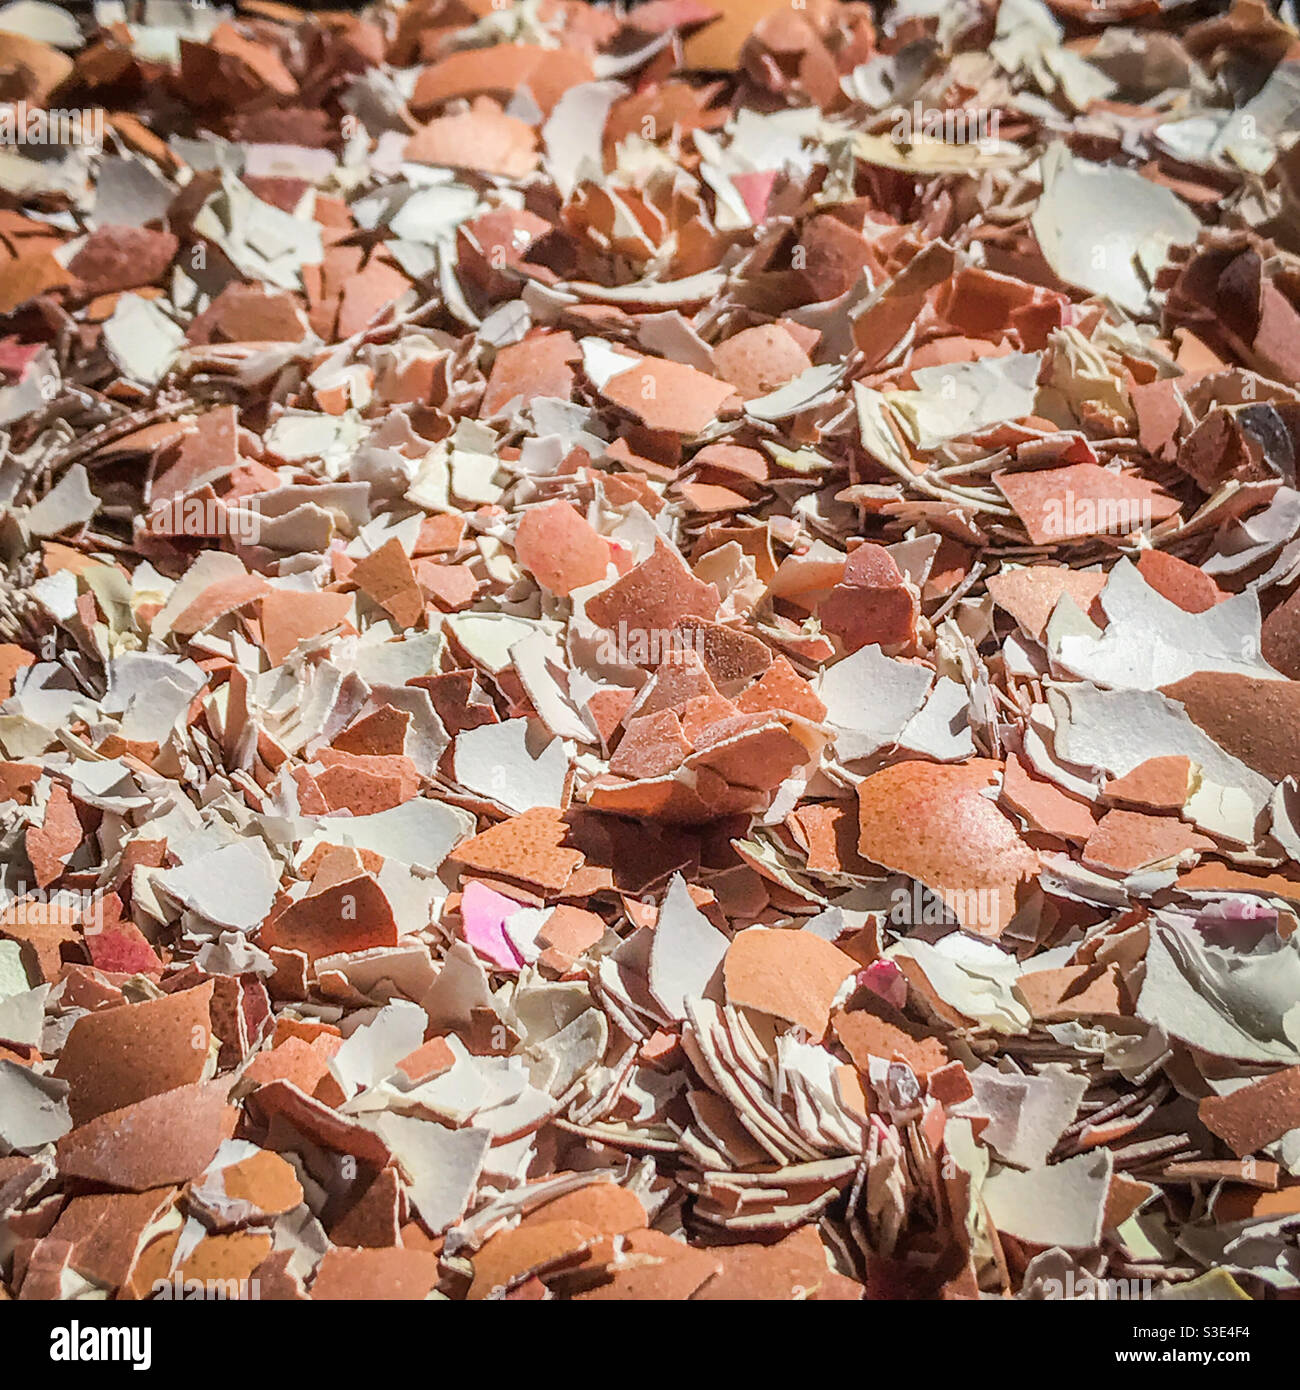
[
  {"x1": 986, "y1": 565, "x2": 1107, "y2": 640},
  {"x1": 857, "y1": 760, "x2": 1038, "y2": 936},
  {"x1": 55, "y1": 982, "x2": 214, "y2": 1125},
  {"x1": 723, "y1": 926, "x2": 856, "y2": 1036},
  {"x1": 1102, "y1": 756, "x2": 1196, "y2": 811},
  {"x1": 994, "y1": 464, "x2": 1180, "y2": 545},
  {"x1": 56, "y1": 1082, "x2": 238, "y2": 1192},
  {"x1": 1161, "y1": 672, "x2": 1300, "y2": 782},
  {"x1": 514, "y1": 500, "x2": 610, "y2": 596},
  {"x1": 310, "y1": 1245, "x2": 440, "y2": 1300},
  {"x1": 1200, "y1": 1066, "x2": 1300, "y2": 1158},
  {"x1": 600, "y1": 356, "x2": 737, "y2": 435}
]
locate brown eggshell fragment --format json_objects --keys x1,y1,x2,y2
[
  {"x1": 349, "y1": 538, "x2": 423, "y2": 630},
  {"x1": 246, "y1": 1082, "x2": 392, "y2": 1168},
  {"x1": 25, "y1": 782, "x2": 81, "y2": 889},
  {"x1": 831, "y1": 997, "x2": 953, "y2": 1084},
  {"x1": 483, "y1": 334, "x2": 579, "y2": 416},
  {"x1": 406, "y1": 100, "x2": 539, "y2": 179},
  {"x1": 467, "y1": 1219, "x2": 599, "y2": 1300},
  {"x1": 0, "y1": 644, "x2": 35, "y2": 701},
  {"x1": 857, "y1": 761, "x2": 1038, "y2": 936},
  {"x1": 1136, "y1": 550, "x2": 1222, "y2": 613},
  {"x1": 1017, "y1": 965, "x2": 1124, "y2": 1023},
  {"x1": 1001, "y1": 753, "x2": 1097, "y2": 842},
  {"x1": 994, "y1": 464, "x2": 1180, "y2": 544},
  {"x1": 1102, "y1": 756, "x2": 1196, "y2": 811},
  {"x1": 1160, "y1": 672, "x2": 1300, "y2": 782},
  {"x1": 411, "y1": 43, "x2": 594, "y2": 116},
  {"x1": 1082, "y1": 809, "x2": 1213, "y2": 874},
  {"x1": 1263, "y1": 586, "x2": 1300, "y2": 679},
  {"x1": 174, "y1": 1231, "x2": 273, "y2": 1291},
  {"x1": 694, "y1": 1224, "x2": 862, "y2": 1300},
  {"x1": 986, "y1": 566, "x2": 1107, "y2": 641},
  {"x1": 45, "y1": 1188, "x2": 178, "y2": 1294},
  {"x1": 260, "y1": 589, "x2": 353, "y2": 665},
  {"x1": 263, "y1": 875, "x2": 398, "y2": 962},
  {"x1": 527, "y1": 1183, "x2": 648, "y2": 1236},
  {"x1": 514, "y1": 501, "x2": 610, "y2": 596},
  {"x1": 712, "y1": 323, "x2": 812, "y2": 400},
  {"x1": 735, "y1": 656, "x2": 826, "y2": 721},
  {"x1": 57, "y1": 1083, "x2": 238, "y2": 1192},
  {"x1": 55, "y1": 982, "x2": 214, "y2": 1125},
  {"x1": 1200, "y1": 1066, "x2": 1300, "y2": 1158},
  {"x1": 611, "y1": 709, "x2": 691, "y2": 779},
  {"x1": 449, "y1": 808, "x2": 584, "y2": 893},
  {"x1": 68, "y1": 227, "x2": 179, "y2": 300},
  {"x1": 600, "y1": 357, "x2": 737, "y2": 435},
  {"x1": 310, "y1": 1245, "x2": 440, "y2": 1300},
  {"x1": 586, "y1": 539, "x2": 720, "y2": 641},
  {"x1": 330, "y1": 1167, "x2": 403, "y2": 1249},
  {"x1": 217, "y1": 1149, "x2": 304, "y2": 1218},
  {"x1": 819, "y1": 543, "x2": 918, "y2": 652},
  {"x1": 722, "y1": 927, "x2": 856, "y2": 1036},
  {"x1": 572, "y1": 1229, "x2": 722, "y2": 1300}
]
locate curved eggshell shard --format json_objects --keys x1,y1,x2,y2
[
  {"x1": 722, "y1": 926, "x2": 856, "y2": 1036},
  {"x1": 857, "y1": 760, "x2": 1038, "y2": 936}
]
